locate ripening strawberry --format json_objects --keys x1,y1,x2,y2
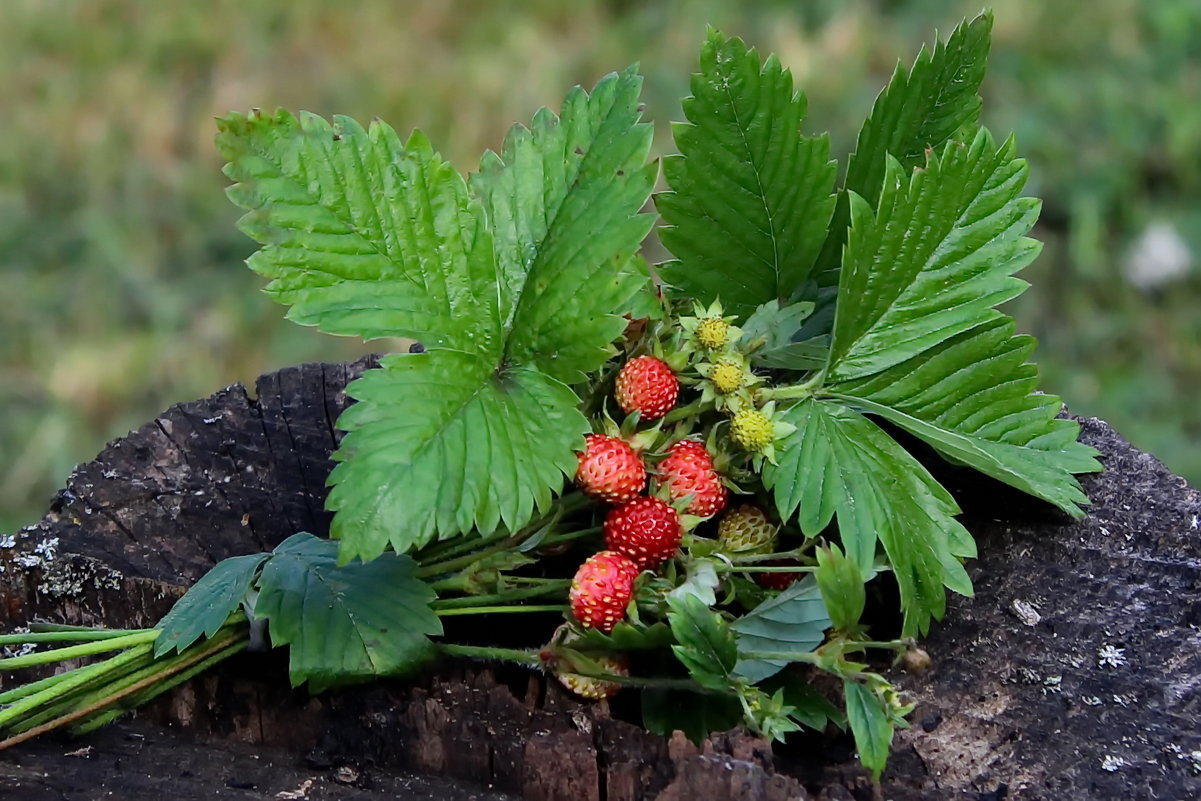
[
  {"x1": 757, "y1": 559, "x2": 805, "y2": 591},
  {"x1": 569, "y1": 551, "x2": 640, "y2": 632},
  {"x1": 555, "y1": 653, "x2": 629, "y2": 700},
  {"x1": 615, "y1": 355, "x2": 678, "y2": 421},
  {"x1": 653, "y1": 440, "x2": 728, "y2": 518},
  {"x1": 576, "y1": 434, "x2": 645, "y2": 504},
  {"x1": 717, "y1": 504, "x2": 777, "y2": 554},
  {"x1": 604, "y1": 496, "x2": 683, "y2": 570}
]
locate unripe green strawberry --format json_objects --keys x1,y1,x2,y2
[
  {"x1": 615, "y1": 355, "x2": 678, "y2": 421},
  {"x1": 695, "y1": 316, "x2": 731, "y2": 350},
  {"x1": 576, "y1": 434, "x2": 645, "y2": 504},
  {"x1": 710, "y1": 357, "x2": 744, "y2": 394},
  {"x1": 717, "y1": 504, "x2": 777, "y2": 554},
  {"x1": 569, "y1": 551, "x2": 640, "y2": 632},
  {"x1": 604, "y1": 497, "x2": 683, "y2": 569},
  {"x1": 731, "y1": 407, "x2": 773, "y2": 452},
  {"x1": 654, "y1": 440, "x2": 728, "y2": 518},
  {"x1": 555, "y1": 653, "x2": 629, "y2": 700},
  {"x1": 757, "y1": 559, "x2": 805, "y2": 590}
]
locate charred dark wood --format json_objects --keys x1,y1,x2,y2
[{"x1": 2, "y1": 358, "x2": 1199, "y2": 800}]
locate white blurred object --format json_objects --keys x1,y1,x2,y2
[{"x1": 1122, "y1": 221, "x2": 1193, "y2": 291}]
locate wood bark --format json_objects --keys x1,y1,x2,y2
[{"x1": 2, "y1": 357, "x2": 1199, "y2": 800}]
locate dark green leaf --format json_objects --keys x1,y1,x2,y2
[
  {"x1": 254, "y1": 533, "x2": 442, "y2": 692},
  {"x1": 667, "y1": 593, "x2": 738, "y2": 692},
  {"x1": 731, "y1": 574, "x2": 831, "y2": 682},
  {"x1": 155, "y1": 553, "x2": 267, "y2": 657},
  {"x1": 761, "y1": 671, "x2": 845, "y2": 731},
  {"x1": 822, "y1": 128, "x2": 1099, "y2": 515},
  {"x1": 814, "y1": 544, "x2": 865, "y2": 631},
  {"x1": 844, "y1": 680, "x2": 894, "y2": 780},
  {"x1": 815, "y1": 12, "x2": 992, "y2": 282},
  {"x1": 763, "y1": 399, "x2": 972, "y2": 637},
  {"x1": 574, "y1": 621, "x2": 675, "y2": 652},
  {"x1": 642, "y1": 687, "x2": 743, "y2": 744},
  {"x1": 658, "y1": 29, "x2": 837, "y2": 316}
]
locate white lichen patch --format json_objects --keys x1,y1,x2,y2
[
  {"x1": 1098, "y1": 644, "x2": 1127, "y2": 669},
  {"x1": 0, "y1": 534, "x2": 16, "y2": 548},
  {"x1": 1082, "y1": 695, "x2": 1103, "y2": 706},
  {"x1": 1042, "y1": 675, "x2": 1062, "y2": 694},
  {"x1": 1100, "y1": 754, "x2": 1128, "y2": 772},
  {"x1": 33, "y1": 537, "x2": 59, "y2": 560}
]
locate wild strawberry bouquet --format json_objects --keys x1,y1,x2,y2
[{"x1": 0, "y1": 12, "x2": 1099, "y2": 777}]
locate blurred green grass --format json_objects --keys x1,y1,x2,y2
[{"x1": 3, "y1": 0, "x2": 1199, "y2": 531}]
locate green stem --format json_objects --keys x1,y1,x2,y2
[
  {"x1": 722, "y1": 549, "x2": 809, "y2": 565},
  {"x1": 844, "y1": 639, "x2": 914, "y2": 652},
  {"x1": 435, "y1": 605, "x2": 566, "y2": 617},
  {"x1": 29, "y1": 623, "x2": 150, "y2": 635},
  {"x1": 416, "y1": 541, "x2": 516, "y2": 578},
  {"x1": 721, "y1": 565, "x2": 817, "y2": 574},
  {"x1": 71, "y1": 638, "x2": 249, "y2": 735},
  {"x1": 0, "y1": 628, "x2": 155, "y2": 646},
  {"x1": 535, "y1": 525, "x2": 602, "y2": 548},
  {"x1": 0, "y1": 630, "x2": 158, "y2": 670},
  {"x1": 438, "y1": 643, "x2": 543, "y2": 666},
  {"x1": 0, "y1": 644, "x2": 155, "y2": 731},
  {"x1": 416, "y1": 528, "x2": 514, "y2": 567},
  {"x1": 738, "y1": 650, "x2": 821, "y2": 666},
  {"x1": 433, "y1": 581, "x2": 569, "y2": 609},
  {"x1": 0, "y1": 631, "x2": 247, "y2": 752},
  {"x1": 661, "y1": 398, "x2": 707, "y2": 424}
]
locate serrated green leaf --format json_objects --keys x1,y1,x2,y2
[
  {"x1": 667, "y1": 593, "x2": 738, "y2": 692},
  {"x1": 763, "y1": 399, "x2": 972, "y2": 637},
  {"x1": 844, "y1": 680, "x2": 894, "y2": 780},
  {"x1": 760, "y1": 672, "x2": 846, "y2": 731},
  {"x1": 642, "y1": 687, "x2": 744, "y2": 744},
  {"x1": 574, "y1": 621, "x2": 675, "y2": 652},
  {"x1": 219, "y1": 70, "x2": 655, "y2": 560},
  {"x1": 254, "y1": 533, "x2": 441, "y2": 692},
  {"x1": 658, "y1": 29, "x2": 837, "y2": 316},
  {"x1": 820, "y1": 127, "x2": 1099, "y2": 515},
  {"x1": 815, "y1": 12, "x2": 992, "y2": 283},
  {"x1": 730, "y1": 575, "x2": 831, "y2": 682},
  {"x1": 814, "y1": 545, "x2": 865, "y2": 632},
  {"x1": 155, "y1": 553, "x2": 267, "y2": 657}
]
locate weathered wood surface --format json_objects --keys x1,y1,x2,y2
[{"x1": 2, "y1": 357, "x2": 1200, "y2": 800}]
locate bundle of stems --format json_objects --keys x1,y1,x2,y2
[{"x1": 0, "y1": 619, "x2": 250, "y2": 751}]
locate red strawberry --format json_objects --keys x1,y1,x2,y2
[
  {"x1": 757, "y1": 559, "x2": 805, "y2": 591},
  {"x1": 576, "y1": 434, "x2": 645, "y2": 504},
  {"x1": 615, "y1": 355, "x2": 678, "y2": 421},
  {"x1": 604, "y1": 497, "x2": 683, "y2": 570},
  {"x1": 654, "y1": 440, "x2": 728, "y2": 518},
  {"x1": 570, "y1": 551, "x2": 640, "y2": 632}
]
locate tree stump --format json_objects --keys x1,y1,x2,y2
[{"x1": 2, "y1": 357, "x2": 1199, "y2": 800}]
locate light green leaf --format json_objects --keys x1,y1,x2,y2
[
  {"x1": 155, "y1": 553, "x2": 267, "y2": 657},
  {"x1": 658, "y1": 29, "x2": 837, "y2": 316},
  {"x1": 219, "y1": 69, "x2": 655, "y2": 560},
  {"x1": 731, "y1": 575, "x2": 830, "y2": 682},
  {"x1": 814, "y1": 545, "x2": 865, "y2": 632},
  {"x1": 815, "y1": 12, "x2": 992, "y2": 283},
  {"x1": 668, "y1": 557, "x2": 721, "y2": 607},
  {"x1": 667, "y1": 593, "x2": 738, "y2": 692},
  {"x1": 844, "y1": 680, "x2": 893, "y2": 780},
  {"x1": 254, "y1": 533, "x2": 441, "y2": 692},
  {"x1": 821, "y1": 127, "x2": 1099, "y2": 515},
  {"x1": 763, "y1": 399, "x2": 973, "y2": 637}
]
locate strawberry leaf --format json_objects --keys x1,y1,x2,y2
[
  {"x1": 254, "y1": 533, "x2": 441, "y2": 692},
  {"x1": 814, "y1": 12, "x2": 992, "y2": 284},
  {"x1": 658, "y1": 29, "x2": 837, "y2": 317},
  {"x1": 763, "y1": 399, "x2": 973, "y2": 637},
  {"x1": 155, "y1": 553, "x2": 267, "y2": 657},
  {"x1": 642, "y1": 687, "x2": 743, "y2": 744},
  {"x1": 844, "y1": 679, "x2": 894, "y2": 780},
  {"x1": 814, "y1": 544, "x2": 865, "y2": 632},
  {"x1": 219, "y1": 68, "x2": 655, "y2": 560},
  {"x1": 823, "y1": 129, "x2": 1099, "y2": 515},
  {"x1": 730, "y1": 575, "x2": 830, "y2": 682},
  {"x1": 667, "y1": 593, "x2": 738, "y2": 692}
]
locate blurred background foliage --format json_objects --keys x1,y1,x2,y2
[{"x1": 3, "y1": 0, "x2": 1199, "y2": 531}]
